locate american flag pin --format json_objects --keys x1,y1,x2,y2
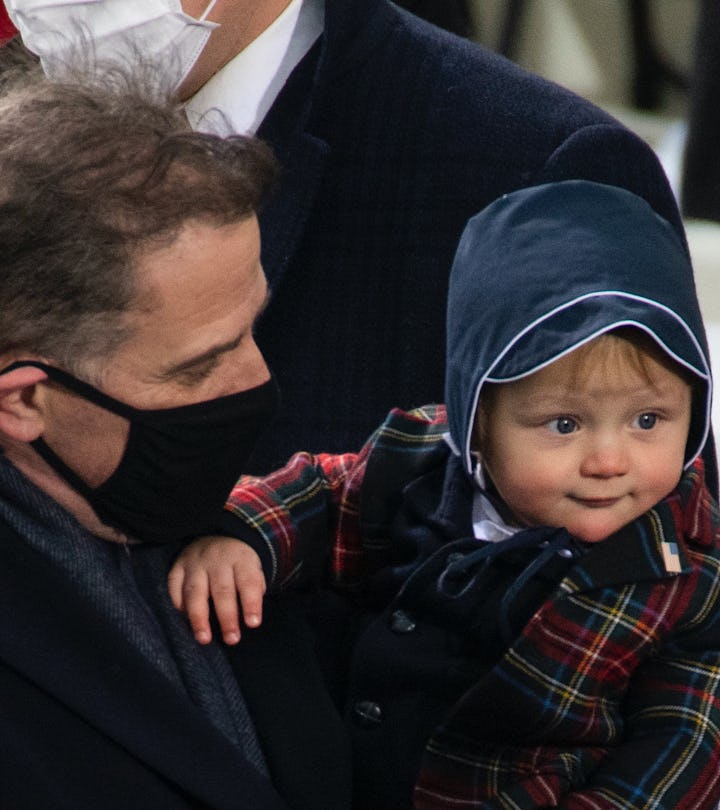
[{"x1": 661, "y1": 541, "x2": 682, "y2": 574}]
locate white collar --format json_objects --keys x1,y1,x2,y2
[
  {"x1": 470, "y1": 455, "x2": 519, "y2": 542},
  {"x1": 472, "y1": 489, "x2": 518, "y2": 543},
  {"x1": 185, "y1": 0, "x2": 324, "y2": 135},
  {"x1": 442, "y1": 435, "x2": 519, "y2": 543}
]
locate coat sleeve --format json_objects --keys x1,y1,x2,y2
[
  {"x1": 222, "y1": 404, "x2": 449, "y2": 590},
  {"x1": 222, "y1": 445, "x2": 371, "y2": 591}
]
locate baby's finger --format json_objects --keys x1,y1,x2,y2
[
  {"x1": 234, "y1": 564, "x2": 266, "y2": 630},
  {"x1": 167, "y1": 564, "x2": 186, "y2": 611},
  {"x1": 182, "y1": 572, "x2": 213, "y2": 645},
  {"x1": 209, "y1": 571, "x2": 242, "y2": 646}
]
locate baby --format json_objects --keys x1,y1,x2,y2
[{"x1": 170, "y1": 181, "x2": 720, "y2": 809}]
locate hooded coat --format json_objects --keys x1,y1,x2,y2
[{"x1": 226, "y1": 181, "x2": 720, "y2": 809}]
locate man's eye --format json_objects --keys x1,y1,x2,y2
[
  {"x1": 635, "y1": 412, "x2": 658, "y2": 430},
  {"x1": 176, "y1": 358, "x2": 220, "y2": 386},
  {"x1": 548, "y1": 416, "x2": 577, "y2": 435}
]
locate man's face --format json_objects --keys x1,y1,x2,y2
[
  {"x1": 478, "y1": 346, "x2": 692, "y2": 543},
  {"x1": 39, "y1": 215, "x2": 269, "y2": 489}
]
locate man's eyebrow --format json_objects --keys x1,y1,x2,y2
[
  {"x1": 163, "y1": 288, "x2": 271, "y2": 378},
  {"x1": 163, "y1": 333, "x2": 245, "y2": 378}
]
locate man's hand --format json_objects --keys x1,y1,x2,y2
[{"x1": 168, "y1": 536, "x2": 266, "y2": 645}]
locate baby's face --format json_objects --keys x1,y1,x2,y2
[{"x1": 478, "y1": 349, "x2": 692, "y2": 543}]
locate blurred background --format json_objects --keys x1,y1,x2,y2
[{"x1": 401, "y1": 0, "x2": 720, "y2": 426}]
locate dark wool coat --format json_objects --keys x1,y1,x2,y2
[
  {"x1": 0, "y1": 455, "x2": 352, "y2": 810},
  {"x1": 250, "y1": 0, "x2": 688, "y2": 476}
]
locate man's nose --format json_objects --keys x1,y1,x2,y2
[
  {"x1": 223, "y1": 336, "x2": 271, "y2": 395},
  {"x1": 579, "y1": 433, "x2": 630, "y2": 478},
  {"x1": 242, "y1": 337, "x2": 271, "y2": 390}
]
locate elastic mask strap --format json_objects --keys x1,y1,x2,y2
[
  {"x1": 0, "y1": 360, "x2": 137, "y2": 419},
  {"x1": 198, "y1": 0, "x2": 218, "y2": 21},
  {"x1": 0, "y1": 360, "x2": 128, "y2": 498},
  {"x1": 31, "y1": 436, "x2": 99, "y2": 499}
]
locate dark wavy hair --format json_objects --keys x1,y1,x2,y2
[{"x1": 0, "y1": 65, "x2": 277, "y2": 377}]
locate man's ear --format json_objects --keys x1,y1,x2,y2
[{"x1": 0, "y1": 365, "x2": 49, "y2": 442}]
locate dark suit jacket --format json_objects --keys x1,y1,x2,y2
[{"x1": 251, "y1": 0, "x2": 686, "y2": 474}]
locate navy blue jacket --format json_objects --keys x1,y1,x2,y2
[{"x1": 251, "y1": 0, "x2": 688, "y2": 475}]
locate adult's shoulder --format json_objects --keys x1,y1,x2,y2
[
  {"x1": 374, "y1": 3, "x2": 614, "y2": 126},
  {"x1": 355, "y1": 2, "x2": 682, "y2": 234}
]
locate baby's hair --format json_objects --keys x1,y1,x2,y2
[{"x1": 474, "y1": 326, "x2": 695, "y2": 452}]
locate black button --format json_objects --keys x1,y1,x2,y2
[
  {"x1": 446, "y1": 551, "x2": 465, "y2": 565},
  {"x1": 352, "y1": 701, "x2": 383, "y2": 727},
  {"x1": 390, "y1": 609, "x2": 416, "y2": 634}
]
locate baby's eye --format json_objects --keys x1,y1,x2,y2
[
  {"x1": 548, "y1": 416, "x2": 577, "y2": 435},
  {"x1": 635, "y1": 412, "x2": 658, "y2": 430}
]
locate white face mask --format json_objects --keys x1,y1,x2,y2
[{"x1": 7, "y1": 0, "x2": 219, "y2": 89}]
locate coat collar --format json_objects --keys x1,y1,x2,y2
[
  {"x1": 416, "y1": 450, "x2": 712, "y2": 595},
  {"x1": 0, "y1": 536, "x2": 287, "y2": 808},
  {"x1": 563, "y1": 460, "x2": 714, "y2": 594},
  {"x1": 317, "y1": 0, "x2": 395, "y2": 97}
]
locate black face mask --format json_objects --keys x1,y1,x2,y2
[{"x1": 3, "y1": 360, "x2": 279, "y2": 543}]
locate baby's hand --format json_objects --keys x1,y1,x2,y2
[{"x1": 168, "y1": 536, "x2": 266, "y2": 646}]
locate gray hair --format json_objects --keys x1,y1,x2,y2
[{"x1": 0, "y1": 63, "x2": 277, "y2": 378}]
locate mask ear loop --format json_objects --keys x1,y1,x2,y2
[
  {"x1": 31, "y1": 435, "x2": 102, "y2": 501},
  {"x1": 471, "y1": 452, "x2": 487, "y2": 490},
  {"x1": 198, "y1": 0, "x2": 218, "y2": 21},
  {"x1": 0, "y1": 360, "x2": 137, "y2": 420},
  {"x1": 174, "y1": 0, "x2": 220, "y2": 90}
]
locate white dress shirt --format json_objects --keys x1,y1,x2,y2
[{"x1": 185, "y1": 0, "x2": 324, "y2": 135}]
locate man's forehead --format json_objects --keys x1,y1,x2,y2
[{"x1": 118, "y1": 217, "x2": 264, "y2": 358}]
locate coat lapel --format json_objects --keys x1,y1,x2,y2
[
  {"x1": 255, "y1": 0, "x2": 396, "y2": 292},
  {"x1": 257, "y1": 127, "x2": 328, "y2": 289},
  {"x1": 565, "y1": 510, "x2": 689, "y2": 595},
  {"x1": 562, "y1": 473, "x2": 707, "y2": 596},
  {"x1": 0, "y1": 531, "x2": 287, "y2": 810},
  {"x1": 257, "y1": 42, "x2": 328, "y2": 291}
]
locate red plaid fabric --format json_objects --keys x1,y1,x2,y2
[{"x1": 226, "y1": 406, "x2": 720, "y2": 808}]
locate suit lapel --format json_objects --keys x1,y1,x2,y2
[
  {"x1": 257, "y1": 128, "x2": 328, "y2": 289},
  {"x1": 258, "y1": 42, "x2": 328, "y2": 291}
]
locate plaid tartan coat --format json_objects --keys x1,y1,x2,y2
[{"x1": 226, "y1": 405, "x2": 720, "y2": 809}]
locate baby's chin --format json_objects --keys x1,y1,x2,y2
[
  {"x1": 566, "y1": 516, "x2": 637, "y2": 544},
  {"x1": 572, "y1": 529, "x2": 616, "y2": 544}
]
